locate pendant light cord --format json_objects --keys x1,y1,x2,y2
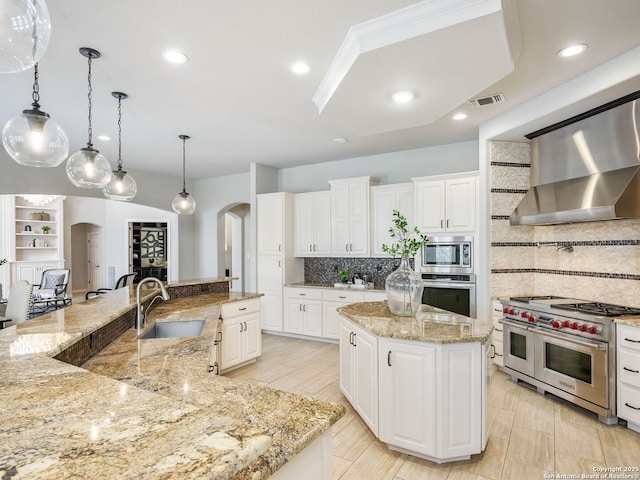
[
  {"x1": 87, "y1": 55, "x2": 93, "y2": 147},
  {"x1": 117, "y1": 95, "x2": 123, "y2": 169},
  {"x1": 31, "y1": 63, "x2": 40, "y2": 108},
  {"x1": 182, "y1": 137, "x2": 187, "y2": 193}
]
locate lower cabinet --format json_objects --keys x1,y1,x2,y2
[
  {"x1": 340, "y1": 315, "x2": 486, "y2": 463},
  {"x1": 323, "y1": 290, "x2": 365, "y2": 340},
  {"x1": 339, "y1": 318, "x2": 378, "y2": 435},
  {"x1": 617, "y1": 323, "x2": 640, "y2": 433},
  {"x1": 12, "y1": 261, "x2": 63, "y2": 285},
  {"x1": 284, "y1": 287, "x2": 323, "y2": 337},
  {"x1": 220, "y1": 299, "x2": 262, "y2": 373},
  {"x1": 491, "y1": 299, "x2": 504, "y2": 367}
]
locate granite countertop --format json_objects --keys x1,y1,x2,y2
[
  {"x1": 338, "y1": 301, "x2": 493, "y2": 344},
  {"x1": 166, "y1": 276, "x2": 236, "y2": 287},
  {"x1": 615, "y1": 317, "x2": 640, "y2": 327},
  {"x1": 0, "y1": 284, "x2": 344, "y2": 479},
  {"x1": 285, "y1": 281, "x2": 385, "y2": 292}
]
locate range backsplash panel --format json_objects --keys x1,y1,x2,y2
[{"x1": 304, "y1": 257, "x2": 413, "y2": 288}]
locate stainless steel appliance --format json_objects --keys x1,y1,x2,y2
[
  {"x1": 419, "y1": 236, "x2": 475, "y2": 317},
  {"x1": 501, "y1": 296, "x2": 640, "y2": 424}
]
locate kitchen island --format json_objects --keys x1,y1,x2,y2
[
  {"x1": 0, "y1": 278, "x2": 343, "y2": 479},
  {"x1": 338, "y1": 301, "x2": 493, "y2": 464}
]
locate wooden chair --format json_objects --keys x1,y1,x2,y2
[
  {"x1": 85, "y1": 273, "x2": 136, "y2": 300},
  {"x1": 0, "y1": 280, "x2": 34, "y2": 328}
]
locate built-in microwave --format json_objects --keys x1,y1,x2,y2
[{"x1": 418, "y1": 236, "x2": 473, "y2": 275}]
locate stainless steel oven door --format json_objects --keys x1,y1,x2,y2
[
  {"x1": 502, "y1": 319, "x2": 535, "y2": 378},
  {"x1": 422, "y1": 281, "x2": 476, "y2": 317},
  {"x1": 534, "y1": 328, "x2": 608, "y2": 408}
]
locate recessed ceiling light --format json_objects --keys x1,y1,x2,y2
[
  {"x1": 290, "y1": 62, "x2": 311, "y2": 74},
  {"x1": 557, "y1": 43, "x2": 588, "y2": 58},
  {"x1": 453, "y1": 113, "x2": 467, "y2": 121},
  {"x1": 162, "y1": 50, "x2": 189, "y2": 64},
  {"x1": 392, "y1": 90, "x2": 414, "y2": 104},
  {"x1": 332, "y1": 137, "x2": 348, "y2": 144},
  {"x1": 97, "y1": 135, "x2": 112, "y2": 141}
]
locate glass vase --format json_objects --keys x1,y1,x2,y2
[{"x1": 385, "y1": 254, "x2": 424, "y2": 316}]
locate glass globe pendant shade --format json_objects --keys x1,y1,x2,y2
[
  {"x1": 103, "y1": 168, "x2": 137, "y2": 201},
  {"x1": 66, "y1": 146, "x2": 112, "y2": 188},
  {"x1": 172, "y1": 191, "x2": 196, "y2": 215},
  {"x1": 0, "y1": 0, "x2": 51, "y2": 73},
  {"x1": 2, "y1": 108, "x2": 69, "y2": 166}
]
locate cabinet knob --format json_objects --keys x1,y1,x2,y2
[{"x1": 440, "y1": 219, "x2": 444, "y2": 228}]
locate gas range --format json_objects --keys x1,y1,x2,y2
[{"x1": 501, "y1": 295, "x2": 640, "y2": 342}]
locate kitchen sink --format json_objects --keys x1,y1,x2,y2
[{"x1": 138, "y1": 319, "x2": 205, "y2": 339}]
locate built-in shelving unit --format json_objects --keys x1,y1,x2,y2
[{"x1": 129, "y1": 221, "x2": 168, "y2": 283}]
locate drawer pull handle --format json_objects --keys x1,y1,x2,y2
[
  {"x1": 387, "y1": 350, "x2": 392, "y2": 367},
  {"x1": 624, "y1": 337, "x2": 640, "y2": 343},
  {"x1": 239, "y1": 307, "x2": 247, "y2": 311},
  {"x1": 495, "y1": 328, "x2": 503, "y2": 332},
  {"x1": 623, "y1": 366, "x2": 639, "y2": 373},
  {"x1": 339, "y1": 296, "x2": 346, "y2": 299},
  {"x1": 625, "y1": 402, "x2": 640, "y2": 411},
  {"x1": 299, "y1": 293, "x2": 306, "y2": 296}
]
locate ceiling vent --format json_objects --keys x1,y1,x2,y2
[{"x1": 467, "y1": 93, "x2": 505, "y2": 108}]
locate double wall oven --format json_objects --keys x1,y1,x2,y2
[
  {"x1": 501, "y1": 296, "x2": 640, "y2": 424},
  {"x1": 418, "y1": 236, "x2": 475, "y2": 317}
]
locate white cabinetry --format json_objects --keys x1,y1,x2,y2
[
  {"x1": 491, "y1": 299, "x2": 504, "y2": 367},
  {"x1": 413, "y1": 174, "x2": 477, "y2": 234},
  {"x1": 322, "y1": 290, "x2": 365, "y2": 340},
  {"x1": 284, "y1": 287, "x2": 323, "y2": 337},
  {"x1": 329, "y1": 176, "x2": 378, "y2": 257},
  {"x1": 339, "y1": 317, "x2": 378, "y2": 435},
  {"x1": 294, "y1": 191, "x2": 332, "y2": 257},
  {"x1": 371, "y1": 183, "x2": 414, "y2": 257},
  {"x1": 378, "y1": 338, "x2": 483, "y2": 462},
  {"x1": 617, "y1": 324, "x2": 640, "y2": 433},
  {"x1": 257, "y1": 193, "x2": 303, "y2": 332},
  {"x1": 7, "y1": 195, "x2": 65, "y2": 284},
  {"x1": 219, "y1": 299, "x2": 262, "y2": 373}
]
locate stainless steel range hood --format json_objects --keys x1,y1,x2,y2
[{"x1": 510, "y1": 92, "x2": 640, "y2": 226}]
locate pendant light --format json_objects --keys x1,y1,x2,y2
[
  {"x1": 66, "y1": 47, "x2": 112, "y2": 189},
  {"x1": 2, "y1": 62, "x2": 69, "y2": 166},
  {"x1": 0, "y1": 0, "x2": 51, "y2": 73},
  {"x1": 103, "y1": 92, "x2": 137, "y2": 201},
  {"x1": 172, "y1": 135, "x2": 196, "y2": 215}
]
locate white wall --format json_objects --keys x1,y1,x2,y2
[
  {"x1": 193, "y1": 172, "x2": 250, "y2": 278},
  {"x1": 278, "y1": 141, "x2": 479, "y2": 193}
]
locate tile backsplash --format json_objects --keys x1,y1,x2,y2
[
  {"x1": 490, "y1": 140, "x2": 640, "y2": 308},
  {"x1": 304, "y1": 257, "x2": 412, "y2": 287}
]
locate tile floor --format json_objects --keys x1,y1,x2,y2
[{"x1": 226, "y1": 333, "x2": 640, "y2": 480}]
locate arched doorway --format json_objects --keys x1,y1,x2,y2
[{"x1": 70, "y1": 223, "x2": 105, "y2": 295}]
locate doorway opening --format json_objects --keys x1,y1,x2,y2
[
  {"x1": 70, "y1": 223, "x2": 104, "y2": 296},
  {"x1": 129, "y1": 222, "x2": 168, "y2": 283},
  {"x1": 220, "y1": 203, "x2": 250, "y2": 292}
]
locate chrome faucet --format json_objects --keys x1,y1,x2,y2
[{"x1": 136, "y1": 277, "x2": 170, "y2": 332}]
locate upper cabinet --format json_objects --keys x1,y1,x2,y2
[
  {"x1": 330, "y1": 176, "x2": 378, "y2": 257},
  {"x1": 371, "y1": 183, "x2": 414, "y2": 257},
  {"x1": 294, "y1": 191, "x2": 332, "y2": 257},
  {"x1": 257, "y1": 193, "x2": 286, "y2": 255},
  {"x1": 413, "y1": 173, "x2": 477, "y2": 235}
]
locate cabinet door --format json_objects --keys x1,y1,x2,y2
[
  {"x1": 284, "y1": 298, "x2": 304, "y2": 334},
  {"x1": 260, "y1": 293, "x2": 282, "y2": 332},
  {"x1": 348, "y1": 182, "x2": 370, "y2": 256},
  {"x1": 257, "y1": 194, "x2": 284, "y2": 255},
  {"x1": 322, "y1": 302, "x2": 341, "y2": 340},
  {"x1": 379, "y1": 339, "x2": 436, "y2": 456},
  {"x1": 339, "y1": 320, "x2": 355, "y2": 403},
  {"x1": 331, "y1": 183, "x2": 351, "y2": 256},
  {"x1": 312, "y1": 193, "x2": 332, "y2": 256},
  {"x1": 257, "y1": 256, "x2": 282, "y2": 294},
  {"x1": 294, "y1": 195, "x2": 314, "y2": 257},
  {"x1": 13, "y1": 264, "x2": 38, "y2": 284},
  {"x1": 354, "y1": 326, "x2": 378, "y2": 435},
  {"x1": 444, "y1": 177, "x2": 476, "y2": 233},
  {"x1": 415, "y1": 181, "x2": 446, "y2": 233},
  {"x1": 242, "y1": 312, "x2": 262, "y2": 361},
  {"x1": 221, "y1": 319, "x2": 242, "y2": 370},
  {"x1": 372, "y1": 185, "x2": 414, "y2": 257},
  {"x1": 302, "y1": 301, "x2": 322, "y2": 337}
]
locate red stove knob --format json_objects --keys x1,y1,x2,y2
[
  {"x1": 528, "y1": 315, "x2": 536, "y2": 323},
  {"x1": 588, "y1": 326, "x2": 601, "y2": 335},
  {"x1": 562, "y1": 320, "x2": 570, "y2": 328},
  {"x1": 570, "y1": 322, "x2": 579, "y2": 330},
  {"x1": 579, "y1": 324, "x2": 588, "y2": 332},
  {"x1": 503, "y1": 307, "x2": 509, "y2": 314},
  {"x1": 551, "y1": 321, "x2": 561, "y2": 329},
  {"x1": 509, "y1": 308, "x2": 516, "y2": 315},
  {"x1": 521, "y1": 311, "x2": 528, "y2": 318}
]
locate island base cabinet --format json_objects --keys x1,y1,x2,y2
[
  {"x1": 378, "y1": 338, "x2": 483, "y2": 463},
  {"x1": 219, "y1": 299, "x2": 262, "y2": 373},
  {"x1": 339, "y1": 318, "x2": 378, "y2": 435}
]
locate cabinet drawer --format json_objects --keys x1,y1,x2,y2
[
  {"x1": 221, "y1": 299, "x2": 260, "y2": 318},
  {"x1": 363, "y1": 291, "x2": 387, "y2": 302},
  {"x1": 618, "y1": 383, "x2": 640, "y2": 424},
  {"x1": 284, "y1": 287, "x2": 322, "y2": 301},
  {"x1": 619, "y1": 349, "x2": 640, "y2": 388},
  {"x1": 619, "y1": 325, "x2": 640, "y2": 352},
  {"x1": 323, "y1": 289, "x2": 364, "y2": 303}
]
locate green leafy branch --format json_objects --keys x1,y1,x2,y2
[
  {"x1": 0, "y1": 258, "x2": 7, "y2": 266},
  {"x1": 381, "y1": 210, "x2": 428, "y2": 258}
]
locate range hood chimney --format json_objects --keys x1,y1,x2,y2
[{"x1": 510, "y1": 91, "x2": 640, "y2": 226}]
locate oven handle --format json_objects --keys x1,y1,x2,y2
[
  {"x1": 422, "y1": 281, "x2": 475, "y2": 289},
  {"x1": 498, "y1": 318, "x2": 530, "y2": 330},
  {"x1": 529, "y1": 326, "x2": 607, "y2": 351}
]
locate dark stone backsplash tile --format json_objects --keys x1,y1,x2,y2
[{"x1": 304, "y1": 257, "x2": 413, "y2": 288}]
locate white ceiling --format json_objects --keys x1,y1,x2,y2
[{"x1": 2, "y1": 0, "x2": 640, "y2": 180}]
